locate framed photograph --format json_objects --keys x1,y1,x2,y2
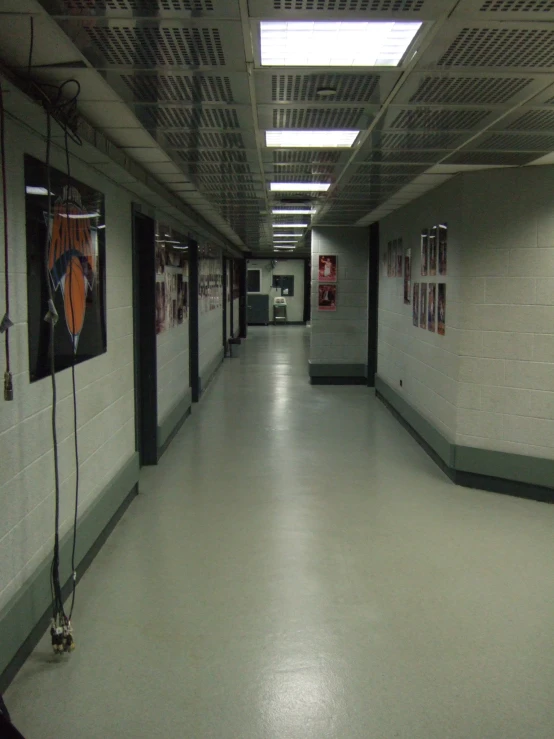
[
  {"x1": 155, "y1": 280, "x2": 166, "y2": 335},
  {"x1": 413, "y1": 283, "x2": 419, "y2": 326},
  {"x1": 438, "y1": 283, "x2": 446, "y2": 336},
  {"x1": 428, "y1": 283, "x2": 436, "y2": 332},
  {"x1": 318, "y1": 283, "x2": 337, "y2": 311},
  {"x1": 420, "y1": 228, "x2": 429, "y2": 277},
  {"x1": 420, "y1": 283, "x2": 427, "y2": 329},
  {"x1": 403, "y1": 247, "x2": 411, "y2": 304},
  {"x1": 396, "y1": 238, "x2": 403, "y2": 277},
  {"x1": 439, "y1": 223, "x2": 448, "y2": 276},
  {"x1": 429, "y1": 225, "x2": 437, "y2": 276},
  {"x1": 318, "y1": 254, "x2": 337, "y2": 282},
  {"x1": 25, "y1": 155, "x2": 106, "y2": 381}
]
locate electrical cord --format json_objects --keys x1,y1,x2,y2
[{"x1": 0, "y1": 83, "x2": 14, "y2": 401}]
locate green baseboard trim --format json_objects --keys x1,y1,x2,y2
[
  {"x1": 157, "y1": 391, "x2": 192, "y2": 460},
  {"x1": 199, "y1": 349, "x2": 224, "y2": 397},
  {"x1": 375, "y1": 376, "x2": 454, "y2": 467},
  {"x1": 0, "y1": 453, "x2": 140, "y2": 692},
  {"x1": 375, "y1": 377, "x2": 554, "y2": 504},
  {"x1": 311, "y1": 376, "x2": 367, "y2": 385}
]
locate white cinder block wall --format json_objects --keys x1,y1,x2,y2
[
  {"x1": 379, "y1": 166, "x2": 554, "y2": 460},
  {"x1": 456, "y1": 167, "x2": 554, "y2": 459},
  {"x1": 0, "y1": 118, "x2": 137, "y2": 612},
  {"x1": 311, "y1": 227, "x2": 369, "y2": 366},
  {"x1": 379, "y1": 178, "x2": 463, "y2": 440},
  {"x1": 248, "y1": 259, "x2": 305, "y2": 323},
  {"x1": 157, "y1": 317, "x2": 190, "y2": 423}
]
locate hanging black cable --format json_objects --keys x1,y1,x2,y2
[
  {"x1": 63, "y1": 127, "x2": 80, "y2": 623},
  {"x1": 0, "y1": 83, "x2": 13, "y2": 401}
]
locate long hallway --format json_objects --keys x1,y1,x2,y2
[{"x1": 6, "y1": 327, "x2": 554, "y2": 739}]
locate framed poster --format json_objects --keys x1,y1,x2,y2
[
  {"x1": 428, "y1": 283, "x2": 436, "y2": 332},
  {"x1": 396, "y1": 238, "x2": 403, "y2": 277},
  {"x1": 438, "y1": 283, "x2": 446, "y2": 336},
  {"x1": 25, "y1": 155, "x2": 106, "y2": 381},
  {"x1": 403, "y1": 247, "x2": 411, "y2": 305},
  {"x1": 419, "y1": 283, "x2": 427, "y2": 329},
  {"x1": 318, "y1": 283, "x2": 337, "y2": 311},
  {"x1": 420, "y1": 229, "x2": 428, "y2": 277},
  {"x1": 429, "y1": 225, "x2": 437, "y2": 276},
  {"x1": 318, "y1": 254, "x2": 337, "y2": 282},
  {"x1": 439, "y1": 223, "x2": 448, "y2": 276},
  {"x1": 413, "y1": 283, "x2": 419, "y2": 326}
]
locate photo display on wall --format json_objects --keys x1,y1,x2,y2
[
  {"x1": 318, "y1": 283, "x2": 337, "y2": 311},
  {"x1": 428, "y1": 284, "x2": 436, "y2": 332},
  {"x1": 396, "y1": 238, "x2": 403, "y2": 278},
  {"x1": 419, "y1": 283, "x2": 427, "y2": 329},
  {"x1": 404, "y1": 247, "x2": 411, "y2": 304},
  {"x1": 155, "y1": 223, "x2": 189, "y2": 335},
  {"x1": 24, "y1": 155, "x2": 106, "y2": 381},
  {"x1": 420, "y1": 229, "x2": 428, "y2": 277},
  {"x1": 413, "y1": 283, "x2": 419, "y2": 326},
  {"x1": 199, "y1": 243, "x2": 223, "y2": 314},
  {"x1": 429, "y1": 226, "x2": 437, "y2": 277},
  {"x1": 438, "y1": 283, "x2": 446, "y2": 335},
  {"x1": 439, "y1": 223, "x2": 448, "y2": 276},
  {"x1": 318, "y1": 254, "x2": 337, "y2": 282}
]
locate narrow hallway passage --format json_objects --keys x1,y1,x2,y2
[{"x1": 6, "y1": 328, "x2": 554, "y2": 739}]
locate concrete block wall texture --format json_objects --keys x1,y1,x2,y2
[
  {"x1": 310, "y1": 227, "x2": 369, "y2": 366},
  {"x1": 0, "y1": 117, "x2": 137, "y2": 613},
  {"x1": 157, "y1": 319, "x2": 190, "y2": 425},
  {"x1": 247, "y1": 259, "x2": 305, "y2": 323},
  {"x1": 379, "y1": 178, "x2": 463, "y2": 441},
  {"x1": 379, "y1": 165, "x2": 554, "y2": 461},
  {"x1": 454, "y1": 166, "x2": 554, "y2": 460}
]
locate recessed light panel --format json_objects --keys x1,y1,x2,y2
[
  {"x1": 266, "y1": 130, "x2": 359, "y2": 148},
  {"x1": 273, "y1": 223, "x2": 309, "y2": 228},
  {"x1": 270, "y1": 182, "x2": 330, "y2": 191},
  {"x1": 260, "y1": 21, "x2": 422, "y2": 67},
  {"x1": 272, "y1": 208, "x2": 316, "y2": 214}
]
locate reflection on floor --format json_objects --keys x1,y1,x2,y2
[{"x1": 7, "y1": 327, "x2": 554, "y2": 739}]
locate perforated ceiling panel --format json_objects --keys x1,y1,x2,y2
[
  {"x1": 365, "y1": 149, "x2": 449, "y2": 163},
  {"x1": 444, "y1": 150, "x2": 537, "y2": 165},
  {"x1": 388, "y1": 108, "x2": 491, "y2": 130},
  {"x1": 477, "y1": 132, "x2": 554, "y2": 149},
  {"x1": 438, "y1": 27, "x2": 554, "y2": 67},
  {"x1": 272, "y1": 108, "x2": 364, "y2": 128},
  {"x1": 269, "y1": 0, "x2": 424, "y2": 11},
  {"x1": 374, "y1": 131, "x2": 464, "y2": 149},
  {"x1": 176, "y1": 150, "x2": 249, "y2": 163},
  {"x1": 271, "y1": 74, "x2": 381, "y2": 103},
  {"x1": 273, "y1": 151, "x2": 343, "y2": 163},
  {"x1": 51, "y1": 0, "x2": 216, "y2": 11},
  {"x1": 165, "y1": 131, "x2": 245, "y2": 148},
  {"x1": 266, "y1": 163, "x2": 337, "y2": 175},
  {"x1": 507, "y1": 109, "x2": 554, "y2": 130},
  {"x1": 409, "y1": 76, "x2": 532, "y2": 104},
  {"x1": 139, "y1": 106, "x2": 240, "y2": 129},
  {"x1": 480, "y1": 0, "x2": 554, "y2": 11},
  {"x1": 120, "y1": 74, "x2": 233, "y2": 103},
  {"x1": 83, "y1": 26, "x2": 226, "y2": 67}
]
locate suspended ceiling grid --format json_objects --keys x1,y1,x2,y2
[{"x1": 1, "y1": 2, "x2": 554, "y2": 249}]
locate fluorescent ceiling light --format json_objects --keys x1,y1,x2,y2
[
  {"x1": 26, "y1": 186, "x2": 53, "y2": 196},
  {"x1": 97, "y1": 224, "x2": 106, "y2": 230},
  {"x1": 273, "y1": 223, "x2": 308, "y2": 228},
  {"x1": 273, "y1": 241, "x2": 297, "y2": 245},
  {"x1": 172, "y1": 246, "x2": 188, "y2": 250},
  {"x1": 274, "y1": 234, "x2": 301, "y2": 239},
  {"x1": 270, "y1": 182, "x2": 330, "y2": 192},
  {"x1": 260, "y1": 21, "x2": 422, "y2": 67},
  {"x1": 272, "y1": 209, "x2": 316, "y2": 215},
  {"x1": 59, "y1": 212, "x2": 100, "y2": 219},
  {"x1": 266, "y1": 130, "x2": 359, "y2": 148}
]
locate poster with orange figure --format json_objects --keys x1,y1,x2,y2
[{"x1": 25, "y1": 155, "x2": 106, "y2": 381}]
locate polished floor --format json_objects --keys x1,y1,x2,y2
[{"x1": 6, "y1": 327, "x2": 554, "y2": 738}]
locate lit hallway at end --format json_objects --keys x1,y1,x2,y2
[{"x1": 6, "y1": 327, "x2": 554, "y2": 739}]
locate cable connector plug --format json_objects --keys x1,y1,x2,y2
[
  {"x1": 44, "y1": 299, "x2": 58, "y2": 326},
  {"x1": 4, "y1": 371, "x2": 13, "y2": 401},
  {"x1": 0, "y1": 312, "x2": 13, "y2": 334},
  {"x1": 50, "y1": 621, "x2": 64, "y2": 654}
]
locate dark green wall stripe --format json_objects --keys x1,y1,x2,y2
[
  {"x1": 0, "y1": 453, "x2": 140, "y2": 687},
  {"x1": 199, "y1": 349, "x2": 224, "y2": 395}
]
